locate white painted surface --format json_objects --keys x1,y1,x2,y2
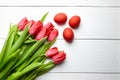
[
  {"x1": 52, "y1": 40, "x2": 120, "y2": 72},
  {"x1": 0, "y1": 7, "x2": 120, "y2": 39},
  {"x1": 36, "y1": 73, "x2": 120, "y2": 80},
  {"x1": 0, "y1": 0, "x2": 120, "y2": 80},
  {"x1": 0, "y1": 39, "x2": 120, "y2": 72},
  {"x1": 0, "y1": 0, "x2": 119, "y2": 6}
]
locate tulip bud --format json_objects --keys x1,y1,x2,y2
[
  {"x1": 23, "y1": 20, "x2": 35, "y2": 30},
  {"x1": 29, "y1": 21, "x2": 43, "y2": 36},
  {"x1": 27, "y1": 20, "x2": 35, "y2": 27},
  {"x1": 18, "y1": 17, "x2": 28, "y2": 31},
  {"x1": 52, "y1": 51, "x2": 66, "y2": 64},
  {"x1": 35, "y1": 22, "x2": 54, "y2": 40},
  {"x1": 48, "y1": 29, "x2": 59, "y2": 42},
  {"x1": 46, "y1": 47, "x2": 59, "y2": 58},
  {"x1": 35, "y1": 27, "x2": 47, "y2": 40},
  {"x1": 45, "y1": 22, "x2": 54, "y2": 36}
]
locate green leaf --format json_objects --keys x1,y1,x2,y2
[
  {"x1": 0, "y1": 24, "x2": 14, "y2": 63},
  {"x1": 9, "y1": 26, "x2": 29, "y2": 54},
  {"x1": 14, "y1": 37, "x2": 47, "y2": 68},
  {"x1": 24, "y1": 39, "x2": 37, "y2": 44},
  {"x1": 6, "y1": 62, "x2": 42, "y2": 80},
  {"x1": 40, "y1": 12, "x2": 49, "y2": 22},
  {"x1": 0, "y1": 49, "x2": 20, "y2": 71}
]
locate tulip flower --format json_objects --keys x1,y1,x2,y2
[
  {"x1": 52, "y1": 51, "x2": 66, "y2": 64},
  {"x1": 0, "y1": 14, "x2": 67, "y2": 80},
  {"x1": 27, "y1": 20, "x2": 35, "y2": 27},
  {"x1": 35, "y1": 27, "x2": 47, "y2": 40},
  {"x1": 45, "y1": 22, "x2": 54, "y2": 36},
  {"x1": 48, "y1": 28, "x2": 59, "y2": 42},
  {"x1": 35, "y1": 22, "x2": 54, "y2": 41},
  {"x1": 46, "y1": 47, "x2": 58, "y2": 58},
  {"x1": 18, "y1": 17, "x2": 29, "y2": 31},
  {"x1": 29, "y1": 21, "x2": 43, "y2": 36},
  {"x1": 21, "y1": 20, "x2": 35, "y2": 30}
]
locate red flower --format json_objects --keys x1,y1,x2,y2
[
  {"x1": 45, "y1": 22, "x2": 54, "y2": 36},
  {"x1": 35, "y1": 27, "x2": 47, "y2": 40},
  {"x1": 46, "y1": 47, "x2": 59, "y2": 58},
  {"x1": 23, "y1": 20, "x2": 35, "y2": 30},
  {"x1": 48, "y1": 28, "x2": 59, "y2": 41},
  {"x1": 29, "y1": 21, "x2": 43, "y2": 36},
  {"x1": 35, "y1": 22, "x2": 54, "y2": 40},
  {"x1": 27, "y1": 20, "x2": 35, "y2": 27},
  {"x1": 18, "y1": 17, "x2": 28, "y2": 31},
  {"x1": 52, "y1": 51, "x2": 66, "y2": 64}
]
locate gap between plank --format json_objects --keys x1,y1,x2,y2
[
  {"x1": 0, "y1": 38, "x2": 120, "y2": 40},
  {"x1": 49, "y1": 72, "x2": 120, "y2": 74},
  {"x1": 57, "y1": 38, "x2": 120, "y2": 40},
  {"x1": 0, "y1": 5, "x2": 120, "y2": 8}
]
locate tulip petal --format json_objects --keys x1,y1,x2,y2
[
  {"x1": 46, "y1": 47, "x2": 58, "y2": 58},
  {"x1": 29, "y1": 21, "x2": 43, "y2": 36},
  {"x1": 52, "y1": 51, "x2": 66, "y2": 64},
  {"x1": 18, "y1": 17, "x2": 28, "y2": 31},
  {"x1": 35, "y1": 27, "x2": 47, "y2": 40},
  {"x1": 45, "y1": 22, "x2": 54, "y2": 36},
  {"x1": 48, "y1": 29, "x2": 59, "y2": 42}
]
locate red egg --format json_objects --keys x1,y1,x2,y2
[
  {"x1": 63, "y1": 28, "x2": 74, "y2": 42},
  {"x1": 69, "y1": 15, "x2": 81, "y2": 28},
  {"x1": 54, "y1": 13, "x2": 67, "y2": 24}
]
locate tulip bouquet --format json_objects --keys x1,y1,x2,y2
[{"x1": 0, "y1": 13, "x2": 66, "y2": 80}]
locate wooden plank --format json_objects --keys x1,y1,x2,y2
[
  {"x1": 0, "y1": 7, "x2": 120, "y2": 39},
  {"x1": 51, "y1": 40, "x2": 120, "y2": 72},
  {"x1": 0, "y1": 0, "x2": 119, "y2": 6},
  {"x1": 36, "y1": 73, "x2": 120, "y2": 80},
  {"x1": 0, "y1": 39, "x2": 120, "y2": 72}
]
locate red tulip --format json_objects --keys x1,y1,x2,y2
[
  {"x1": 18, "y1": 17, "x2": 28, "y2": 31},
  {"x1": 23, "y1": 20, "x2": 35, "y2": 30},
  {"x1": 35, "y1": 22, "x2": 54, "y2": 40},
  {"x1": 35, "y1": 27, "x2": 47, "y2": 40},
  {"x1": 46, "y1": 47, "x2": 59, "y2": 58},
  {"x1": 52, "y1": 51, "x2": 66, "y2": 64},
  {"x1": 45, "y1": 22, "x2": 54, "y2": 36},
  {"x1": 45, "y1": 22, "x2": 54, "y2": 29},
  {"x1": 29, "y1": 21, "x2": 43, "y2": 36},
  {"x1": 48, "y1": 29, "x2": 59, "y2": 41},
  {"x1": 27, "y1": 20, "x2": 35, "y2": 27}
]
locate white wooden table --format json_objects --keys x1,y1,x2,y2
[{"x1": 0, "y1": 0, "x2": 120, "y2": 80}]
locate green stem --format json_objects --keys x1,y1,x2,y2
[
  {"x1": 0, "y1": 49, "x2": 20, "y2": 71},
  {"x1": 10, "y1": 44, "x2": 32, "y2": 72},
  {"x1": 0, "y1": 49, "x2": 21, "y2": 79},
  {"x1": 33, "y1": 55, "x2": 46, "y2": 62},
  {"x1": 15, "y1": 59, "x2": 28, "y2": 71},
  {"x1": 17, "y1": 55, "x2": 46, "y2": 72},
  {"x1": 9, "y1": 26, "x2": 29, "y2": 54},
  {"x1": 0, "y1": 24, "x2": 13, "y2": 63},
  {"x1": 13, "y1": 31, "x2": 19, "y2": 44},
  {"x1": 16, "y1": 41, "x2": 50, "y2": 72},
  {"x1": 14, "y1": 37, "x2": 47, "y2": 68},
  {"x1": 24, "y1": 39, "x2": 36, "y2": 44},
  {"x1": 25, "y1": 61, "x2": 55, "y2": 80},
  {"x1": 6, "y1": 62, "x2": 42, "y2": 80},
  {"x1": 19, "y1": 57, "x2": 46, "y2": 80},
  {"x1": 26, "y1": 42, "x2": 50, "y2": 65},
  {"x1": 3, "y1": 25, "x2": 18, "y2": 62},
  {"x1": 37, "y1": 62, "x2": 55, "y2": 76}
]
